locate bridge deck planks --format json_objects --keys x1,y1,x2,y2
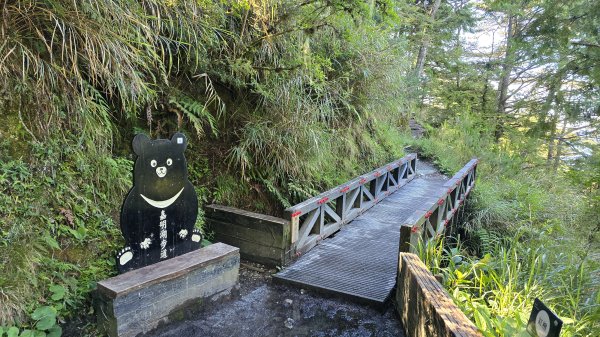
[{"x1": 274, "y1": 161, "x2": 448, "y2": 305}]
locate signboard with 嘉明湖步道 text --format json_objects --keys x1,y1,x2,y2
[{"x1": 115, "y1": 133, "x2": 203, "y2": 274}]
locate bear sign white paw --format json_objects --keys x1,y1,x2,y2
[
  {"x1": 118, "y1": 248, "x2": 133, "y2": 266},
  {"x1": 178, "y1": 229, "x2": 188, "y2": 239},
  {"x1": 140, "y1": 238, "x2": 152, "y2": 250},
  {"x1": 191, "y1": 229, "x2": 202, "y2": 242}
]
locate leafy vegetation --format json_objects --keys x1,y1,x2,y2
[
  {"x1": 405, "y1": 0, "x2": 600, "y2": 334},
  {"x1": 411, "y1": 114, "x2": 599, "y2": 336},
  {"x1": 1, "y1": 0, "x2": 411, "y2": 334},
  {"x1": 0, "y1": 0, "x2": 599, "y2": 336}
]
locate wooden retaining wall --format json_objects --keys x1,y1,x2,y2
[
  {"x1": 396, "y1": 252, "x2": 482, "y2": 337},
  {"x1": 204, "y1": 204, "x2": 292, "y2": 267}
]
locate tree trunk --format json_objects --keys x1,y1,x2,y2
[
  {"x1": 456, "y1": 26, "x2": 462, "y2": 88},
  {"x1": 414, "y1": 0, "x2": 442, "y2": 79},
  {"x1": 547, "y1": 115, "x2": 557, "y2": 161},
  {"x1": 481, "y1": 33, "x2": 495, "y2": 114},
  {"x1": 553, "y1": 118, "x2": 568, "y2": 170},
  {"x1": 495, "y1": 14, "x2": 516, "y2": 140},
  {"x1": 542, "y1": 70, "x2": 564, "y2": 163},
  {"x1": 497, "y1": 15, "x2": 514, "y2": 115}
]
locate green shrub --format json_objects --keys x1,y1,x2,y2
[{"x1": 413, "y1": 114, "x2": 600, "y2": 336}]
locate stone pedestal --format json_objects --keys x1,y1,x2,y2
[{"x1": 95, "y1": 243, "x2": 240, "y2": 337}]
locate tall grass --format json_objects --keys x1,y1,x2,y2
[
  {"x1": 412, "y1": 114, "x2": 600, "y2": 336},
  {"x1": 418, "y1": 230, "x2": 599, "y2": 336},
  {"x1": 1, "y1": 0, "x2": 225, "y2": 149},
  {"x1": 1, "y1": 1, "x2": 417, "y2": 331},
  {"x1": 216, "y1": 1, "x2": 414, "y2": 211}
]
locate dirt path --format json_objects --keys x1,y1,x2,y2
[
  {"x1": 142, "y1": 158, "x2": 444, "y2": 337},
  {"x1": 143, "y1": 262, "x2": 404, "y2": 337}
]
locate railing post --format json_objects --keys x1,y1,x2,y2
[
  {"x1": 336, "y1": 194, "x2": 346, "y2": 222},
  {"x1": 399, "y1": 225, "x2": 413, "y2": 253},
  {"x1": 285, "y1": 210, "x2": 299, "y2": 244},
  {"x1": 354, "y1": 187, "x2": 362, "y2": 209},
  {"x1": 369, "y1": 178, "x2": 377, "y2": 200},
  {"x1": 318, "y1": 205, "x2": 325, "y2": 235}
]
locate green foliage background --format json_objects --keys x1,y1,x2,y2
[
  {"x1": 409, "y1": 114, "x2": 599, "y2": 336},
  {"x1": 0, "y1": 0, "x2": 598, "y2": 336},
  {"x1": 1, "y1": 0, "x2": 412, "y2": 334}
]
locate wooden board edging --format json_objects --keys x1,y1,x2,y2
[
  {"x1": 396, "y1": 252, "x2": 483, "y2": 337},
  {"x1": 204, "y1": 204, "x2": 292, "y2": 267}
]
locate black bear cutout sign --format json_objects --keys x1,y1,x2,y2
[{"x1": 116, "y1": 133, "x2": 202, "y2": 273}]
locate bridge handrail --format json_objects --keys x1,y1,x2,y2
[
  {"x1": 285, "y1": 153, "x2": 418, "y2": 255},
  {"x1": 400, "y1": 158, "x2": 479, "y2": 252}
]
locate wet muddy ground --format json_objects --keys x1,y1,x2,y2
[{"x1": 144, "y1": 262, "x2": 405, "y2": 337}]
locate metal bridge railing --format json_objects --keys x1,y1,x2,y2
[
  {"x1": 400, "y1": 158, "x2": 478, "y2": 252},
  {"x1": 285, "y1": 153, "x2": 418, "y2": 256}
]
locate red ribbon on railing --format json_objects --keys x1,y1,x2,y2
[
  {"x1": 387, "y1": 165, "x2": 393, "y2": 171},
  {"x1": 447, "y1": 188, "x2": 453, "y2": 194},
  {"x1": 340, "y1": 186, "x2": 350, "y2": 193},
  {"x1": 291, "y1": 211, "x2": 302, "y2": 218},
  {"x1": 444, "y1": 219, "x2": 449, "y2": 226},
  {"x1": 359, "y1": 178, "x2": 367, "y2": 184},
  {"x1": 374, "y1": 172, "x2": 381, "y2": 178},
  {"x1": 411, "y1": 225, "x2": 419, "y2": 233},
  {"x1": 438, "y1": 199, "x2": 445, "y2": 205},
  {"x1": 425, "y1": 211, "x2": 433, "y2": 218},
  {"x1": 317, "y1": 197, "x2": 329, "y2": 205}
]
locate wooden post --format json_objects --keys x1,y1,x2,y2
[
  {"x1": 286, "y1": 210, "x2": 299, "y2": 244},
  {"x1": 399, "y1": 225, "x2": 413, "y2": 253}
]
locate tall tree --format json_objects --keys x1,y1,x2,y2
[
  {"x1": 414, "y1": 0, "x2": 443, "y2": 78},
  {"x1": 496, "y1": 13, "x2": 516, "y2": 117}
]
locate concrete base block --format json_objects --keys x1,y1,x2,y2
[{"x1": 95, "y1": 243, "x2": 240, "y2": 337}]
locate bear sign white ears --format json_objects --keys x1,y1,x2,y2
[
  {"x1": 132, "y1": 133, "x2": 151, "y2": 155},
  {"x1": 171, "y1": 132, "x2": 187, "y2": 150}
]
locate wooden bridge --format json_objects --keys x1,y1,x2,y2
[{"x1": 273, "y1": 154, "x2": 478, "y2": 305}]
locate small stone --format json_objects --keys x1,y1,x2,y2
[
  {"x1": 284, "y1": 299, "x2": 293, "y2": 305},
  {"x1": 284, "y1": 318, "x2": 295, "y2": 329}
]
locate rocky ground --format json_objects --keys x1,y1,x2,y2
[{"x1": 143, "y1": 262, "x2": 405, "y2": 337}]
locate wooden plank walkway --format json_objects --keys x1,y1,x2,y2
[{"x1": 273, "y1": 160, "x2": 449, "y2": 305}]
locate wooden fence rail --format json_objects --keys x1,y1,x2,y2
[
  {"x1": 400, "y1": 158, "x2": 478, "y2": 252},
  {"x1": 396, "y1": 253, "x2": 483, "y2": 337},
  {"x1": 285, "y1": 153, "x2": 418, "y2": 256}
]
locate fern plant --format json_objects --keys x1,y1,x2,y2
[{"x1": 168, "y1": 92, "x2": 219, "y2": 138}]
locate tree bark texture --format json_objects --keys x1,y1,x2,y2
[
  {"x1": 495, "y1": 14, "x2": 517, "y2": 140},
  {"x1": 414, "y1": 0, "x2": 442, "y2": 79}
]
